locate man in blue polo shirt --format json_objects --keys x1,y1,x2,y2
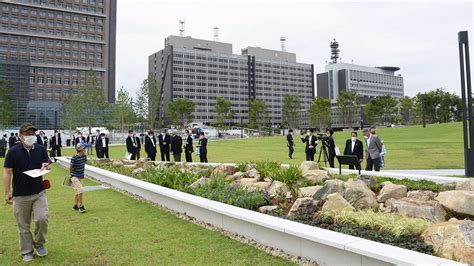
[{"x1": 3, "y1": 123, "x2": 51, "y2": 262}]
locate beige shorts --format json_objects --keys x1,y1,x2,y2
[{"x1": 71, "y1": 177, "x2": 84, "y2": 194}]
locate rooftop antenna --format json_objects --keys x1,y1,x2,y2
[
  {"x1": 280, "y1": 36, "x2": 286, "y2": 52},
  {"x1": 213, "y1": 26, "x2": 219, "y2": 42},
  {"x1": 179, "y1": 19, "x2": 185, "y2": 37},
  {"x1": 330, "y1": 38, "x2": 339, "y2": 64}
]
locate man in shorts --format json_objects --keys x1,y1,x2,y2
[{"x1": 70, "y1": 143, "x2": 87, "y2": 213}]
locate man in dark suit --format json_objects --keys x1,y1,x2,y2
[
  {"x1": 94, "y1": 129, "x2": 100, "y2": 155},
  {"x1": 286, "y1": 129, "x2": 295, "y2": 159},
  {"x1": 325, "y1": 128, "x2": 336, "y2": 168},
  {"x1": 144, "y1": 130, "x2": 157, "y2": 161},
  {"x1": 36, "y1": 131, "x2": 47, "y2": 148},
  {"x1": 97, "y1": 133, "x2": 109, "y2": 159},
  {"x1": 50, "y1": 130, "x2": 62, "y2": 156},
  {"x1": 301, "y1": 128, "x2": 317, "y2": 161},
  {"x1": 158, "y1": 129, "x2": 171, "y2": 161},
  {"x1": 197, "y1": 132, "x2": 208, "y2": 163},
  {"x1": 170, "y1": 133, "x2": 183, "y2": 162},
  {"x1": 126, "y1": 130, "x2": 138, "y2": 160},
  {"x1": 344, "y1": 131, "x2": 364, "y2": 170},
  {"x1": 8, "y1": 133, "x2": 16, "y2": 148},
  {"x1": 75, "y1": 133, "x2": 86, "y2": 146},
  {"x1": 184, "y1": 130, "x2": 194, "y2": 162},
  {"x1": 362, "y1": 128, "x2": 383, "y2": 171}
]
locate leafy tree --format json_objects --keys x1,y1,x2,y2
[
  {"x1": 399, "y1": 96, "x2": 414, "y2": 125},
  {"x1": 60, "y1": 94, "x2": 81, "y2": 134},
  {"x1": 308, "y1": 97, "x2": 331, "y2": 130},
  {"x1": 365, "y1": 95, "x2": 399, "y2": 126},
  {"x1": 248, "y1": 99, "x2": 269, "y2": 133},
  {"x1": 167, "y1": 98, "x2": 194, "y2": 129},
  {"x1": 281, "y1": 95, "x2": 301, "y2": 129},
  {"x1": 0, "y1": 80, "x2": 15, "y2": 127},
  {"x1": 135, "y1": 74, "x2": 160, "y2": 130},
  {"x1": 414, "y1": 88, "x2": 462, "y2": 124},
  {"x1": 214, "y1": 96, "x2": 234, "y2": 132},
  {"x1": 336, "y1": 90, "x2": 359, "y2": 128},
  {"x1": 114, "y1": 87, "x2": 136, "y2": 133}
]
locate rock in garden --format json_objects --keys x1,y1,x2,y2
[
  {"x1": 456, "y1": 179, "x2": 474, "y2": 191},
  {"x1": 238, "y1": 178, "x2": 258, "y2": 188},
  {"x1": 407, "y1": 190, "x2": 436, "y2": 201},
  {"x1": 233, "y1": 171, "x2": 245, "y2": 179},
  {"x1": 377, "y1": 183, "x2": 407, "y2": 203},
  {"x1": 343, "y1": 179, "x2": 378, "y2": 210},
  {"x1": 322, "y1": 193, "x2": 355, "y2": 212},
  {"x1": 384, "y1": 198, "x2": 447, "y2": 222},
  {"x1": 303, "y1": 170, "x2": 330, "y2": 183},
  {"x1": 436, "y1": 191, "x2": 474, "y2": 217},
  {"x1": 123, "y1": 164, "x2": 138, "y2": 170},
  {"x1": 422, "y1": 218, "x2": 474, "y2": 264},
  {"x1": 357, "y1": 175, "x2": 378, "y2": 187},
  {"x1": 266, "y1": 181, "x2": 290, "y2": 197},
  {"x1": 189, "y1": 177, "x2": 211, "y2": 189},
  {"x1": 112, "y1": 160, "x2": 124, "y2": 166},
  {"x1": 258, "y1": 205, "x2": 279, "y2": 214},
  {"x1": 212, "y1": 164, "x2": 236, "y2": 176},
  {"x1": 300, "y1": 161, "x2": 319, "y2": 175},
  {"x1": 143, "y1": 161, "x2": 155, "y2": 169},
  {"x1": 246, "y1": 168, "x2": 262, "y2": 181},
  {"x1": 298, "y1": 186, "x2": 323, "y2": 198},
  {"x1": 313, "y1": 180, "x2": 345, "y2": 201},
  {"x1": 132, "y1": 168, "x2": 144, "y2": 176},
  {"x1": 287, "y1": 198, "x2": 318, "y2": 219},
  {"x1": 251, "y1": 181, "x2": 272, "y2": 191}
]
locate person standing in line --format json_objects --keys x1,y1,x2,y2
[
  {"x1": 70, "y1": 143, "x2": 87, "y2": 213},
  {"x1": 286, "y1": 129, "x2": 295, "y2": 159},
  {"x1": 362, "y1": 128, "x2": 383, "y2": 171},
  {"x1": 14, "y1": 133, "x2": 20, "y2": 145},
  {"x1": 325, "y1": 128, "x2": 336, "y2": 168},
  {"x1": 94, "y1": 129, "x2": 100, "y2": 156},
  {"x1": 197, "y1": 132, "x2": 208, "y2": 163},
  {"x1": 0, "y1": 134, "x2": 7, "y2": 157},
  {"x1": 158, "y1": 129, "x2": 171, "y2": 161},
  {"x1": 184, "y1": 130, "x2": 194, "y2": 162},
  {"x1": 343, "y1": 131, "x2": 364, "y2": 170},
  {"x1": 8, "y1": 132, "x2": 16, "y2": 149},
  {"x1": 170, "y1": 132, "x2": 183, "y2": 162},
  {"x1": 50, "y1": 130, "x2": 62, "y2": 157},
  {"x1": 36, "y1": 131, "x2": 47, "y2": 148},
  {"x1": 135, "y1": 133, "x2": 141, "y2": 160},
  {"x1": 97, "y1": 133, "x2": 109, "y2": 159},
  {"x1": 126, "y1": 130, "x2": 138, "y2": 160},
  {"x1": 3, "y1": 123, "x2": 51, "y2": 262},
  {"x1": 144, "y1": 130, "x2": 157, "y2": 161},
  {"x1": 75, "y1": 133, "x2": 85, "y2": 146},
  {"x1": 301, "y1": 128, "x2": 317, "y2": 161}
]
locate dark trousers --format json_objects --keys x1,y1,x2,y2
[
  {"x1": 200, "y1": 152, "x2": 208, "y2": 163},
  {"x1": 0, "y1": 148, "x2": 5, "y2": 157},
  {"x1": 148, "y1": 152, "x2": 156, "y2": 161},
  {"x1": 130, "y1": 152, "x2": 137, "y2": 160},
  {"x1": 160, "y1": 150, "x2": 170, "y2": 161},
  {"x1": 366, "y1": 156, "x2": 381, "y2": 172},
  {"x1": 328, "y1": 152, "x2": 336, "y2": 168},
  {"x1": 288, "y1": 145, "x2": 294, "y2": 159},
  {"x1": 103, "y1": 148, "x2": 109, "y2": 159},
  {"x1": 185, "y1": 151, "x2": 192, "y2": 162},
  {"x1": 349, "y1": 163, "x2": 361, "y2": 170},
  {"x1": 52, "y1": 147, "x2": 61, "y2": 157},
  {"x1": 136, "y1": 150, "x2": 141, "y2": 160},
  {"x1": 173, "y1": 153, "x2": 181, "y2": 162},
  {"x1": 305, "y1": 150, "x2": 315, "y2": 161}
]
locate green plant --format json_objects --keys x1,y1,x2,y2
[
  {"x1": 255, "y1": 161, "x2": 280, "y2": 178},
  {"x1": 236, "y1": 161, "x2": 254, "y2": 172},
  {"x1": 374, "y1": 177, "x2": 453, "y2": 192},
  {"x1": 138, "y1": 168, "x2": 199, "y2": 191},
  {"x1": 270, "y1": 165, "x2": 303, "y2": 192}
]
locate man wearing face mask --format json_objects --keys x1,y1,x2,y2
[
  {"x1": 158, "y1": 129, "x2": 171, "y2": 162},
  {"x1": 184, "y1": 130, "x2": 194, "y2": 162},
  {"x1": 36, "y1": 131, "x2": 47, "y2": 148},
  {"x1": 286, "y1": 129, "x2": 295, "y2": 159},
  {"x1": 50, "y1": 130, "x2": 62, "y2": 157},
  {"x1": 3, "y1": 123, "x2": 51, "y2": 262},
  {"x1": 134, "y1": 133, "x2": 142, "y2": 160},
  {"x1": 301, "y1": 128, "x2": 317, "y2": 161},
  {"x1": 170, "y1": 132, "x2": 183, "y2": 162},
  {"x1": 197, "y1": 132, "x2": 208, "y2": 163},
  {"x1": 74, "y1": 133, "x2": 85, "y2": 146},
  {"x1": 126, "y1": 130, "x2": 138, "y2": 160},
  {"x1": 145, "y1": 130, "x2": 157, "y2": 161},
  {"x1": 325, "y1": 128, "x2": 336, "y2": 168},
  {"x1": 97, "y1": 133, "x2": 109, "y2": 159},
  {"x1": 344, "y1": 131, "x2": 363, "y2": 170},
  {"x1": 362, "y1": 128, "x2": 383, "y2": 171}
]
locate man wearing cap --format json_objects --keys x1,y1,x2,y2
[{"x1": 3, "y1": 123, "x2": 51, "y2": 262}]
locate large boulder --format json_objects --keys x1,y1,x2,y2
[
  {"x1": 436, "y1": 191, "x2": 474, "y2": 217},
  {"x1": 322, "y1": 193, "x2": 355, "y2": 212},
  {"x1": 384, "y1": 198, "x2": 447, "y2": 222},
  {"x1": 189, "y1": 177, "x2": 210, "y2": 189},
  {"x1": 246, "y1": 168, "x2": 262, "y2": 181},
  {"x1": 407, "y1": 190, "x2": 436, "y2": 201},
  {"x1": 251, "y1": 181, "x2": 272, "y2": 191},
  {"x1": 456, "y1": 179, "x2": 474, "y2": 191},
  {"x1": 287, "y1": 198, "x2": 318, "y2": 219},
  {"x1": 212, "y1": 164, "x2": 236, "y2": 176},
  {"x1": 303, "y1": 170, "x2": 330, "y2": 184},
  {"x1": 237, "y1": 178, "x2": 258, "y2": 188},
  {"x1": 300, "y1": 161, "x2": 319, "y2": 175},
  {"x1": 233, "y1": 171, "x2": 246, "y2": 180},
  {"x1": 298, "y1": 186, "x2": 323, "y2": 198},
  {"x1": 343, "y1": 179, "x2": 378, "y2": 210},
  {"x1": 357, "y1": 175, "x2": 378, "y2": 187},
  {"x1": 313, "y1": 180, "x2": 345, "y2": 201},
  {"x1": 422, "y1": 218, "x2": 474, "y2": 264},
  {"x1": 258, "y1": 205, "x2": 279, "y2": 214},
  {"x1": 266, "y1": 181, "x2": 290, "y2": 197},
  {"x1": 377, "y1": 183, "x2": 407, "y2": 203}
]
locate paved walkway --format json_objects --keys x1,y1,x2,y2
[{"x1": 385, "y1": 169, "x2": 465, "y2": 177}]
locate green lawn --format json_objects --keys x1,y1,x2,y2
[
  {"x1": 0, "y1": 159, "x2": 293, "y2": 264},
  {"x1": 66, "y1": 122, "x2": 464, "y2": 170}
]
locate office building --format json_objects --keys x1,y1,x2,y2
[
  {"x1": 149, "y1": 35, "x2": 314, "y2": 127},
  {"x1": 0, "y1": 0, "x2": 116, "y2": 128}
]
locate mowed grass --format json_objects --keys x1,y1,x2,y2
[
  {"x1": 0, "y1": 159, "x2": 293, "y2": 265},
  {"x1": 64, "y1": 122, "x2": 464, "y2": 170}
]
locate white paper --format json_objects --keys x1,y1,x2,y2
[
  {"x1": 335, "y1": 146, "x2": 341, "y2": 156},
  {"x1": 23, "y1": 169, "x2": 51, "y2": 178}
]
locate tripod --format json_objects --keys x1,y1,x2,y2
[{"x1": 317, "y1": 140, "x2": 329, "y2": 166}]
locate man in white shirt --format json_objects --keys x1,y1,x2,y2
[
  {"x1": 343, "y1": 131, "x2": 363, "y2": 170},
  {"x1": 97, "y1": 133, "x2": 109, "y2": 159},
  {"x1": 144, "y1": 131, "x2": 157, "y2": 161}
]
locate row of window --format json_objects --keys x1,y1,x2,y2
[
  {"x1": 349, "y1": 70, "x2": 403, "y2": 86},
  {"x1": 5, "y1": 0, "x2": 105, "y2": 15},
  {"x1": 1, "y1": 23, "x2": 104, "y2": 41},
  {"x1": 0, "y1": 34, "x2": 103, "y2": 51}
]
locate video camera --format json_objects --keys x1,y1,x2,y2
[{"x1": 316, "y1": 133, "x2": 329, "y2": 146}]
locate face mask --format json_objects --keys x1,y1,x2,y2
[
  {"x1": 364, "y1": 135, "x2": 368, "y2": 139},
  {"x1": 161, "y1": 133, "x2": 165, "y2": 136},
  {"x1": 351, "y1": 137, "x2": 357, "y2": 142},
  {"x1": 290, "y1": 132, "x2": 293, "y2": 135},
  {"x1": 23, "y1": 135, "x2": 36, "y2": 146},
  {"x1": 101, "y1": 136, "x2": 105, "y2": 139},
  {"x1": 306, "y1": 132, "x2": 310, "y2": 135}
]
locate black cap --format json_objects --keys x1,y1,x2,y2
[{"x1": 19, "y1": 123, "x2": 37, "y2": 133}]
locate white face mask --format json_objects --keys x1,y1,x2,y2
[
  {"x1": 351, "y1": 137, "x2": 357, "y2": 142},
  {"x1": 364, "y1": 135, "x2": 369, "y2": 139},
  {"x1": 23, "y1": 135, "x2": 36, "y2": 146}
]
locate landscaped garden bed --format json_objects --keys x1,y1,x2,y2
[{"x1": 87, "y1": 159, "x2": 474, "y2": 264}]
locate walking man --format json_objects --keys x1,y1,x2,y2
[
  {"x1": 171, "y1": 132, "x2": 183, "y2": 162},
  {"x1": 145, "y1": 130, "x2": 157, "y2": 161},
  {"x1": 286, "y1": 129, "x2": 295, "y2": 159},
  {"x1": 362, "y1": 128, "x2": 383, "y2": 171},
  {"x1": 158, "y1": 129, "x2": 171, "y2": 161},
  {"x1": 184, "y1": 130, "x2": 194, "y2": 162},
  {"x1": 3, "y1": 123, "x2": 51, "y2": 262}
]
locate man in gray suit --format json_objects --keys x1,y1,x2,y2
[{"x1": 362, "y1": 128, "x2": 383, "y2": 171}]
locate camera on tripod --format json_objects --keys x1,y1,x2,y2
[{"x1": 316, "y1": 133, "x2": 329, "y2": 146}]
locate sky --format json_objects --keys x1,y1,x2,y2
[{"x1": 116, "y1": 0, "x2": 473, "y2": 98}]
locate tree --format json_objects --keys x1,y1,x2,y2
[
  {"x1": 281, "y1": 95, "x2": 301, "y2": 129},
  {"x1": 167, "y1": 98, "x2": 194, "y2": 129},
  {"x1": 365, "y1": 95, "x2": 399, "y2": 126},
  {"x1": 414, "y1": 88, "x2": 463, "y2": 124},
  {"x1": 135, "y1": 74, "x2": 160, "y2": 130},
  {"x1": 336, "y1": 90, "x2": 359, "y2": 128},
  {"x1": 0, "y1": 80, "x2": 15, "y2": 127},
  {"x1": 308, "y1": 97, "x2": 331, "y2": 130},
  {"x1": 114, "y1": 87, "x2": 136, "y2": 133},
  {"x1": 399, "y1": 96, "x2": 414, "y2": 125},
  {"x1": 214, "y1": 96, "x2": 234, "y2": 132},
  {"x1": 248, "y1": 99, "x2": 269, "y2": 133}
]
